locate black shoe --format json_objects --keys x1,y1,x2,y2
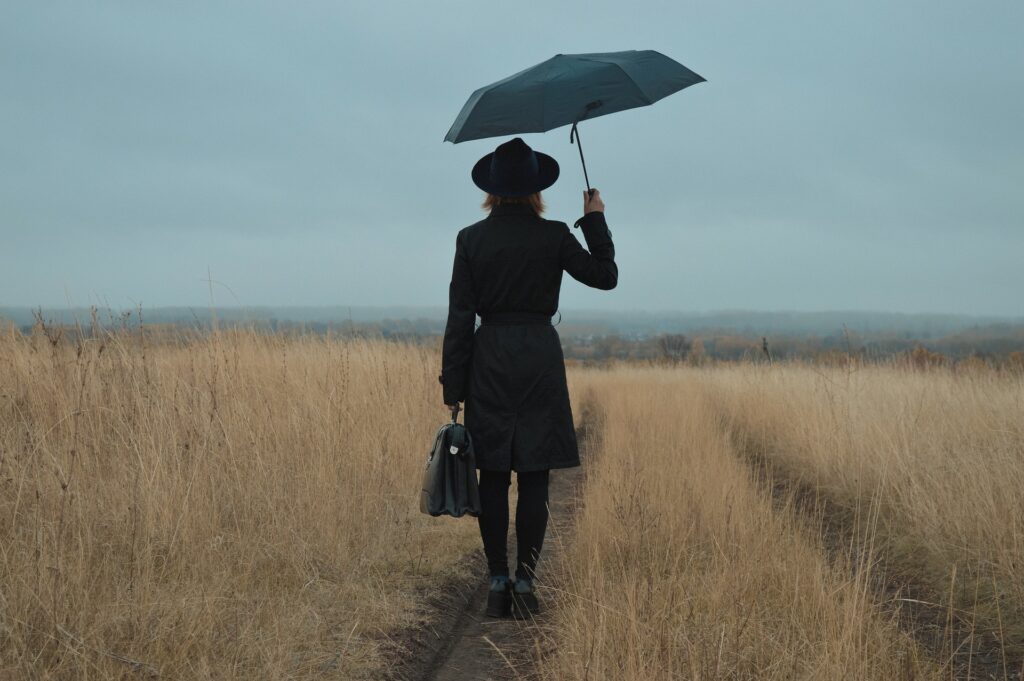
[
  {"x1": 510, "y1": 578, "x2": 540, "y2": 619},
  {"x1": 484, "y1": 577, "x2": 511, "y2": 618}
]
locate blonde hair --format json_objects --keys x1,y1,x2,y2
[{"x1": 481, "y1": 192, "x2": 545, "y2": 215}]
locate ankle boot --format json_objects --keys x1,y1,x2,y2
[
  {"x1": 485, "y1": 576, "x2": 511, "y2": 618},
  {"x1": 510, "y1": 578, "x2": 540, "y2": 618}
]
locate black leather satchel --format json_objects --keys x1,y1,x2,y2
[{"x1": 419, "y1": 409, "x2": 482, "y2": 518}]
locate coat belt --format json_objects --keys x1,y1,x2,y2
[{"x1": 479, "y1": 312, "x2": 553, "y2": 326}]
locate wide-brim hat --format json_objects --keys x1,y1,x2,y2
[{"x1": 472, "y1": 137, "x2": 559, "y2": 197}]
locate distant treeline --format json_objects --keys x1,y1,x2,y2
[
  {"x1": 559, "y1": 330, "x2": 1024, "y2": 367},
  {"x1": 6, "y1": 307, "x2": 1024, "y2": 369},
  {"x1": 4, "y1": 305, "x2": 1023, "y2": 339}
]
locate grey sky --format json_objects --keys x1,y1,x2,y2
[{"x1": 2, "y1": 1, "x2": 1022, "y2": 315}]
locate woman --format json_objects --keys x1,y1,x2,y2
[{"x1": 439, "y1": 137, "x2": 617, "y2": 619}]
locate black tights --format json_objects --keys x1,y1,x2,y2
[{"x1": 477, "y1": 469, "x2": 550, "y2": 580}]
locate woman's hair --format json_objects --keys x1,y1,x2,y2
[{"x1": 481, "y1": 192, "x2": 545, "y2": 215}]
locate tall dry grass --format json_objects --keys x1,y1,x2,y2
[
  {"x1": 703, "y1": 362, "x2": 1024, "y2": 664},
  {"x1": 541, "y1": 367, "x2": 940, "y2": 680},
  {"x1": 6, "y1": 324, "x2": 1020, "y2": 679},
  {"x1": 0, "y1": 326, "x2": 478, "y2": 679}
]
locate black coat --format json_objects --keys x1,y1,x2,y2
[{"x1": 439, "y1": 202, "x2": 617, "y2": 472}]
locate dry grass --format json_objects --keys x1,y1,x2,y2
[
  {"x1": 541, "y1": 366, "x2": 942, "y2": 680},
  {"x1": 4, "y1": 325, "x2": 1021, "y2": 679},
  {"x1": 703, "y1": 362, "x2": 1024, "y2": 665},
  {"x1": 0, "y1": 326, "x2": 479, "y2": 679}
]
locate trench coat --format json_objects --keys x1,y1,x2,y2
[{"x1": 439, "y1": 201, "x2": 617, "y2": 472}]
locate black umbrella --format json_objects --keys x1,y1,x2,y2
[{"x1": 444, "y1": 50, "x2": 705, "y2": 194}]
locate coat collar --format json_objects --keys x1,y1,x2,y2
[{"x1": 488, "y1": 202, "x2": 538, "y2": 218}]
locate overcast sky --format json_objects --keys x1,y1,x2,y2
[{"x1": 2, "y1": 1, "x2": 1022, "y2": 315}]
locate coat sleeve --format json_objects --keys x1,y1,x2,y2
[
  {"x1": 439, "y1": 230, "x2": 476, "y2": 404},
  {"x1": 560, "y1": 211, "x2": 618, "y2": 290}
]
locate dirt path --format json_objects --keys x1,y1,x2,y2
[
  {"x1": 394, "y1": 413, "x2": 593, "y2": 681},
  {"x1": 419, "y1": 462, "x2": 583, "y2": 681}
]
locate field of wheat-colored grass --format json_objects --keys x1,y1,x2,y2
[
  {"x1": 542, "y1": 366, "x2": 944, "y2": 680},
  {"x1": 3, "y1": 328, "x2": 1022, "y2": 679},
  {"x1": 704, "y1": 363, "x2": 1024, "y2": 667},
  {"x1": 0, "y1": 327, "x2": 479, "y2": 679}
]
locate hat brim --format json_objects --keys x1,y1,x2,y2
[{"x1": 471, "y1": 150, "x2": 560, "y2": 197}]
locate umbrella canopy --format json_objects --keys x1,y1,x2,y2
[
  {"x1": 444, "y1": 50, "x2": 704, "y2": 142},
  {"x1": 444, "y1": 50, "x2": 705, "y2": 193}
]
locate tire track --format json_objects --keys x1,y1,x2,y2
[{"x1": 733, "y1": 432, "x2": 1022, "y2": 681}]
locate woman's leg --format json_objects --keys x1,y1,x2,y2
[
  {"x1": 477, "y1": 469, "x2": 512, "y2": 577},
  {"x1": 514, "y1": 469, "x2": 550, "y2": 581}
]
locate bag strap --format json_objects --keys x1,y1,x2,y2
[{"x1": 449, "y1": 423, "x2": 467, "y2": 456}]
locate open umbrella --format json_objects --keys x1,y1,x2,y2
[{"x1": 444, "y1": 50, "x2": 705, "y2": 195}]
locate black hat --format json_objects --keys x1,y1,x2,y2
[{"x1": 472, "y1": 137, "x2": 559, "y2": 197}]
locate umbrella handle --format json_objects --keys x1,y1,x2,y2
[{"x1": 569, "y1": 122, "x2": 595, "y2": 198}]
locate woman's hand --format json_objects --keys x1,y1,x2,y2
[
  {"x1": 583, "y1": 188, "x2": 605, "y2": 214},
  {"x1": 445, "y1": 403, "x2": 460, "y2": 419}
]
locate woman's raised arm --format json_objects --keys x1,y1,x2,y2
[{"x1": 560, "y1": 189, "x2": 617, "y2": 290}]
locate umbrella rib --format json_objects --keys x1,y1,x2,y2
[
  {"x1": 538, "y1": 57, "x2": 559, "y2": 131},
  {"x1": 572, "y1": 55, "x2": 658, "y2": 105},
  {"x1": 607, "y1": 62, "x2": 655, "y2": 105}
]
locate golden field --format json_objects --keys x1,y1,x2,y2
[
  {"x1": 541, "y1": 363, "x2": 1023, "y2": 680},
  {"x1": 2, "y1": 328, "x2": 1021, "y2": 679},
  {"x1": 0, "y1": 327, "x2": 479, "y2": 679}
]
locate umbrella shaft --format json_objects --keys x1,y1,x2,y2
[{"x1": 570, "y1": 122, "x2": 594, "y2": 197}]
